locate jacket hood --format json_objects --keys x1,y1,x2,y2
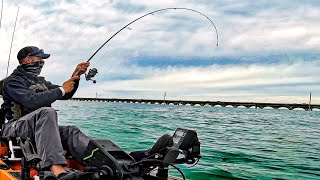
[{"x1": 12, "y1": 65, "x2": 37, "y2": 80}]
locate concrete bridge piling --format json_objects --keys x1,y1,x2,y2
[{"x1": 70, "y1": 98, "x2": 320, "y2": 111}]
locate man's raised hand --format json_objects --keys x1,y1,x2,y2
[
  {"x1": 73, "y1": 62, "x2": 90, "y2": 77},
  {"x1": 62, "y1": 76, "x2": 80, "y2": 93}
]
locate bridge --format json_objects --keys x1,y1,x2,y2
[{"x1": 71, "y1": 98, "x2": 320, "y2": 111}]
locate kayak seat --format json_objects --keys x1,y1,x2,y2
[{"x1": 0, "y1": 136, "x2": 29, "y2": 162}]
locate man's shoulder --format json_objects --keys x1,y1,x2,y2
[
  {"x1": 4, "y1": 73, "x2": 25, "y2": 83},
  {"x1": 2, "y1": 72, "x2": 31, "y2": 90}
]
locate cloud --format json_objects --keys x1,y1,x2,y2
[
  {"x1": 0, "y1": 0, "x2": 319, "y2": 103},
  {"x1": 74, "y1": 59, "x2": 320, "y2": 103}
]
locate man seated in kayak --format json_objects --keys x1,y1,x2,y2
[
  {"x1": 1, "y1": 46, "x2": 91, "y2": 179},
  {"x1": 1, "y1": 46, "x2": 173, "y2": 180},
  {"x1": 2, "y1": 46, "x2": 173, "y2": 180}
]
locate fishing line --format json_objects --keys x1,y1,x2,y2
[
  {"x1": 84, "y1": 8, "x2": 219, "y2": 82},
  {"x1": 86, "y1": 7, "x2": 219, "y2": 63},
  {"x1": 5, "y1": 6, "x2": 19, "y2": 77}
]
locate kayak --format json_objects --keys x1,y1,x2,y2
[{"x1": 0, "y1": 128, "x2": 201, "y2": 180}]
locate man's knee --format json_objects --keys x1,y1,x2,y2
[
  {"x1": 36, "y1": 107, "x2": 58, "y2": 124},
  {"x1": 38, "y1": 107, "x2": 56, "y2": 115}
]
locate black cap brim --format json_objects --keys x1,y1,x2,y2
[{"x1": 35, "y1": 53, "x2": 50, "y2": 59}]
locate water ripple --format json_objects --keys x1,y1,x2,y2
[{"x1": 53, "y1": 101, "x2": 320, "y2": 179}]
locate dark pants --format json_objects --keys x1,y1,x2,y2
[{"x1": 2, "y1": 107, "x2": 91, "y2": 168}]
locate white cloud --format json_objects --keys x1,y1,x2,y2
[
  {"x1": 73, "y1": 60, "x2": 320, "y2": 103},
  {"x1": 0, "y1": 0, "x2": 319, "y2": 103}
]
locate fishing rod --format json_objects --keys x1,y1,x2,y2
[
  {"x1": 85, "y1": 7, "x2": 219, "y2": 83},
  {"x1": 0, "y1": 0, "x2": 3, "y2": 29},
  {"x1": 5, "y1": 6, "x2": 19, "y2": 78}
]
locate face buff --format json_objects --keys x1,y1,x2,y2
[{"x1": 22, "y1": 61, "x2": 45, "y2": 76}]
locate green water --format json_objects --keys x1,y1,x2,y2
[{"x1": 53, "y1": 101, "x2": 320, "y2": 180}]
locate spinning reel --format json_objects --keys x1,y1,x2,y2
[{"x1": 85, "y1": 68, "x2": 98, "y2": 84}]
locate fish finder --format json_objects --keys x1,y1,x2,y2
[
  {"x1": 163, "y1": 128, "x2": 201, "y2": 164},
  {"x1": 173, "y1": 128, "x2": 197, "y2": 148}
]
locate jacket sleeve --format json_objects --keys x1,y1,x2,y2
[
  {"x1": 45, "y1": 79, "x2": 79, "y2": 100},
  {"x1": 60, "y1": 80, "x2": 79, "y2": 100},
  {"x1": 4, "y1": 78, "x2": 63, "y2": 110}
]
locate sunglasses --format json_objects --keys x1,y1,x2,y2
[{"x1": 27, "y1": 49, "x2": 44, "y2": 56}]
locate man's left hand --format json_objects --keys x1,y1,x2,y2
[{"x1": 74, "y1": 62, "x2": 90, "y2": 76}]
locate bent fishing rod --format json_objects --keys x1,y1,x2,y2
[{"x1": 84, "y1": 7, "x2": 219, "y2": 83}]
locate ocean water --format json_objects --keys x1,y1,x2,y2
[{"x1": 53, "y1": 100, "x2": 320, "y2": 180}]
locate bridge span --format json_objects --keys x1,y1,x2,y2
[{"x1": 71, "y1": 98, "x2": 320, "y2": 111}]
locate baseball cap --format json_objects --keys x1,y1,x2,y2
[{"x1": 17, "y1": 46, "x2": 50, "y2": 61}]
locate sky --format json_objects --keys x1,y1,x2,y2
[{"x1": 0, "y1": 0, "x2": 320, "y2": 103}]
